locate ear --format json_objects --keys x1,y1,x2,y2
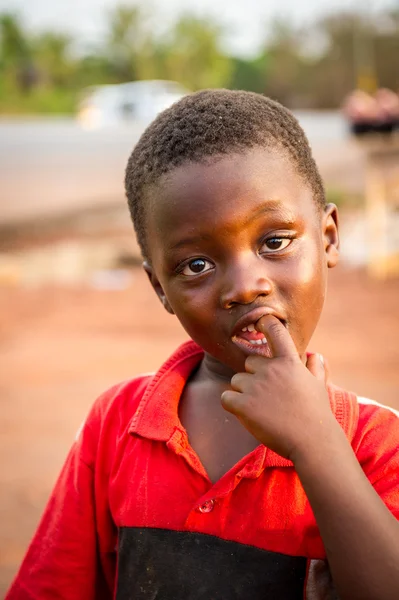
[
  {"x1": 322, "y1": 203, "x2": 340, "y2": 269},
  {"x1": 142, "y1": 261, "x2": 175, "y2": 315}
]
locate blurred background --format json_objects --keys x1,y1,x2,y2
[{"x1": 0, "y1": 0, "x2": 399, "y2": 593}]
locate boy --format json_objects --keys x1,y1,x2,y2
[{"x1": 7, "y1": 90, "x2": 399, "y2": 599}]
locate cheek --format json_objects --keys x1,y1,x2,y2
[
  {"x1": 165, "y1": 285, "x2": 216, "y2": 332},
  {"x1": 299, "y1": 253, "x2": 326, "y2": 303},
  {"x1": 284, "y1": 246, "x2": 327, "y2": 340}
]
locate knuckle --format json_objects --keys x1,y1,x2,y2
[
  {"x1": 220, "y1": 392, "x2": 231, "y2": 409},
  {"x1": 221, "y1": 391, "x2": 236, "y2": 412},
  {"x1": 244, "y1": 355, "x2": 254, "y2": 370},
  {"x1": 230, "y1": 374, "x2": 240, "y2": 389},
  {"x1": 245, "y1": 355, "x2": 261, "y2": 372},
  {"x1": 285, "y1": 354, "x2": 297, "y2": 367}
]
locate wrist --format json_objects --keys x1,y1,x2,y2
[{"x1": 290, "y1": 417, "x2": 350, "y2": 470}]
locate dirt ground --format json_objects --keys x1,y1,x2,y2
[{"x1": 0, "y1": 263, "x2": 398, "y2": 593}]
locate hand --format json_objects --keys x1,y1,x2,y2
[{"x1": 221, "y1": 315, "x2": 339, "y2": 463}]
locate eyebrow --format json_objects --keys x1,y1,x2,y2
[
  {"x1": 167, "y1": 200, "x2": 296, "y2": 252},
  {"x1": 168, "y1": 234, "x2": 213, "y2": 252},
  {"x1": 248, "y1": 201, "x2": 296, "y2": 225}
]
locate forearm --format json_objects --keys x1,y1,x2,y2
[{"x1": 294, "y1": 424, "x2": 399, "y2": 600}]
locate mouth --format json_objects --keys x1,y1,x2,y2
[
  {"x1": 231, "y1": 307, "x2": 286, "y2": 358},
  {"x1": 232, "y1": 331, "x2": 274, "y2": 358}
]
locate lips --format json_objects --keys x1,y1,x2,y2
[
  {"x1": 230, "y1": 307, "x2": 286, "y2": 358},
  {"x1": 231, "y1": 307, "x2": 285, "y2": 338},
  {"x1": 232, "y1": 334, "x2": 274, "y2": 358}
]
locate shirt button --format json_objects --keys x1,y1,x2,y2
[{"x1": 198, "y1": 499, "x2": 215, "y2": 513}]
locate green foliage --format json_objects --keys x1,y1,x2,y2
[
  {"x1": 0, "y1": 12, "x2": 30, "y2": 65},
  {"x1": 0, "y1": 6, "x2": 398, "y2": 114},
  {"x1": 0, "y1": 84, "x2": 77, "y2": 114},
  {"x1": 161, "y1": 15, "x2": 232, "y2": 90},
  {"x1": 105, "y1": 5, "x2": 149, "y2": 81},
  {"x1": 33, "y1": 32, "x2": 74, "y2": 87},
  {"x1": 262, "y1": 18, "x2": 308, "y2": 106},
  {"x1": 229, "y1": 55, "x2": 268, "y2": 93}
]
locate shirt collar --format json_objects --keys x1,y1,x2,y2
[
  {"x1": 128, "y1": 341, "x2": 203, "y2": 441},
  {"x1": 128, "y1": 341, "x2": 359, "y2": 468}
]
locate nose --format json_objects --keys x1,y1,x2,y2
[{"x1": 220, "y1": 256, "x2": 273, "y2": 309}]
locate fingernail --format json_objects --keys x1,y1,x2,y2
[{"x1": 319, "y1": 353, "x2": 325, "y2": 366}]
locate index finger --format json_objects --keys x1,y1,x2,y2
[{"x1": 256, "y1": 314, "x2": 298, "y2": 358}]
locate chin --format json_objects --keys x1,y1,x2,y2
[{"x1": 217, "y1": 346, "x2": 254, "y2": 374}]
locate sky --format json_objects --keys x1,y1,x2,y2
[{"x1": 0, "y1": 0, "x2": 396, "y2": 57}]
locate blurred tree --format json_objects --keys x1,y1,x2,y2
[
  {"x1": 74, "y1": 53, "x2": 114, "y2": 87},
  {"x1": 162, "y1": 15, "x2": 232, "y2": 90},
  {"x1": 312, "y1": 13, "x2": 365, "y2": 107},
  {"x1": 374, "y1": 8, "x2": 399, "y2": 90},
  {"x1": 0, "y1": 13, "x2": 37, "y2": 92},
  {"x1": 229, "y1": 54, "x2": 268, "y2": 94},
  {"x1": 261, "y1": 10, "x2": 399, "y2": 109},
  {"x1": 33, "y1": 32, "x2": 74, "y2": 88},
  {"x1": 105, "y1": 5, "x2": 149, "y2": 81},
  {"x1": 308, "y1": 11, "x2": 398, "y2": 108},
  {"x1": 0, "y1": 5, "x2": 398, "y2": 114},
  {"x1": 261, "y1": 19, "x2": 309, "y2": 107}
]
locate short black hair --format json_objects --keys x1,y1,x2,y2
[{"x1": 125, "y1": 89, "x2": 325, "y2": 260}]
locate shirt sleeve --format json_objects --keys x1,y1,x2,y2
[
  {"x1": 354, "y1": 397, "x2": 399, "y2": 519},
  {"x1": 5, "y1": 404, "x2": 113, "y2": 600}
]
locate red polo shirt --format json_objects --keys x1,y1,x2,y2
[{"x1": 6, "y1": 341, "x2": 399, "y2": 599}]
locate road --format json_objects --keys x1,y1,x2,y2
[
  {"x1": 0, "y1": 112, "x2": 364, "y2": 226},
  {"x1": 0, "y1": 119, "x2": 143, "y2": 225}
]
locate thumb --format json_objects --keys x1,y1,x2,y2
[{"x1": 306, "y1": 353, "x2": 329, "y2": 385}]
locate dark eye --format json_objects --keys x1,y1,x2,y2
[
  {"x1": 261, "y1": 238, "x2": 292, "y2": 253},
  {"x1": 181, "y1": 258, "x2": 213, "y2": 276}
]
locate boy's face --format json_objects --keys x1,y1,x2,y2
[{"x1": 144, "y1": 147, "x2": 339, "y2": 377}]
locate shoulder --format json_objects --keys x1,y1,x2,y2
[
  {"x1": 74, "y1": 373, "x2": 154, "y2": 465},
  {"x1": 328, "y1": 385, "x2": 399, "y2": 459},
  {"x1": 329, "y1": 384, "x2": 399, "y2": 511},
  {"x1": 354, "y1": 396, "x2": 399, "y2": 458},
  {"x1": 352, "y1": 396, "x2": 399, "y2": 515},
  {"x1": 75, "y1": 341, "x2": 203, "y2": 463},
  {"x1": 85, "y1": 374, "x2": 154, "y2": 426}
]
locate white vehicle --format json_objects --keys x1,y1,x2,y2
[{"x1": 77, "y1": 80, "x2": 189, "y2": 129}]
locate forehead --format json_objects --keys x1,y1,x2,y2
[{"x1": 146, "y1": 147, "x2": 317, "y2": 249}]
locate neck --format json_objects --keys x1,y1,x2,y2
[
  {"x1": 194, "y1": 352, "x2": 236, "y2": 385},
  {"x1": 192, "y1": 348, "x2": 309, "y2": 387}
]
